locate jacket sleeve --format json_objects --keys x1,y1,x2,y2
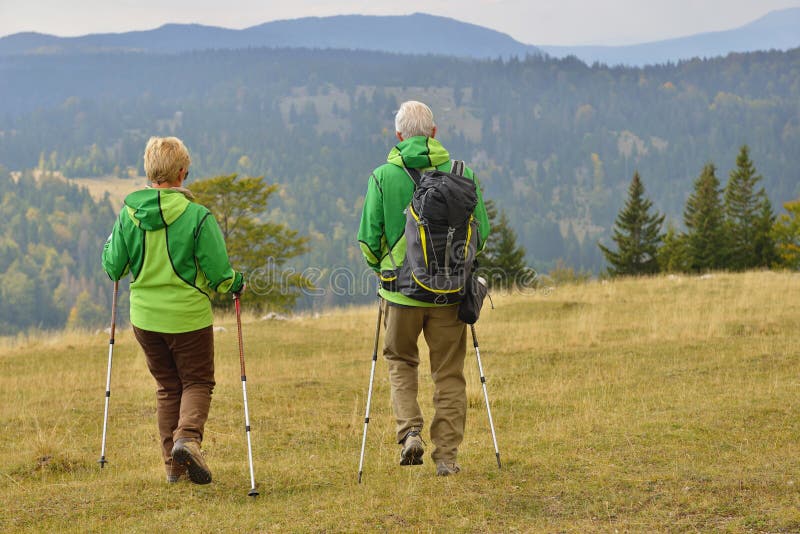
[
  {"x1": 101, "y1": 211, "x2": 131, "y2": 281},
  {"x1": 357, "y1": 173, "x2": 384, "y2": 272},
  {"x1": 468, "y1": 170, "x2": 491, "y2": 252},
  {"x1": 195, "y1": 212, "x2": 244, "y2": 293}
]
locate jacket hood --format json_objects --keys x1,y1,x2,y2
[
  {"x1": 387, "y1": 136, "x2": 450, "y2": 169},
  {"x1": 124, "y1": 188, "x2": 191, "y2": 231}
]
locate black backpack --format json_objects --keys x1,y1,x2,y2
[{"x1": 382, "y1": 160, "x2": 480, "y2": 304}]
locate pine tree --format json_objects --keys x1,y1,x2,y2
[
  {"x1": 754, "y1": 197, "x2": 777, "y2": 267},
  {"x1": 477, "y1": 199, "x2": 535, "y2": 288},
  {"x1": 598, "y1": 171, "x2": 664, "y2": 276},
  {"x1": 683, "y1": 163, "x2": 727, "y2": 272},
  {"x1": 657, "y1": 221, "x2": 690, "y2": 273},
  {"x1": 724, "y1": 146, "x2": 775, "y2": 270}
]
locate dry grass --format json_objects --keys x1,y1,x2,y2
[{"x1": 1, "y1": 271, "x2": 800, "y2": 532}]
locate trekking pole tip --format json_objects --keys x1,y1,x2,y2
[{"x1": 248, "y1": 488, "x2": 259, "y2": 497}]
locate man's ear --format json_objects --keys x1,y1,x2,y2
[
  {"x1": 396, "y1": 131, "x2": 404, "y2": 141},
  {"x1": 430, "y1": 126, "x2": 437, "y2": 139}
]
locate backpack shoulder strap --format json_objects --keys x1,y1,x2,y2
[
  {"x1": 450, "y1": 160, "x2": 465, "y2": 176},
  {"x1": 402, "y1": 166, "x2": 422, "y2": 188}
]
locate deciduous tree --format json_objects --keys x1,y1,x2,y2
[
  {"x1": 772, "y1": 199, "x2": 800, "y2": 269},
  {"x1": 192, "y1": 174, "x2": 312, "y2": 311}
]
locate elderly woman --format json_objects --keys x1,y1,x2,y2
[{"x1": 102, "y1": 136, "x2": 244, "y2": 484}]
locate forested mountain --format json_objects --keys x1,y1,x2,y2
[
  {"x1": 0, "y1": 45, "x2": 798, "y2": 327},
  {"x1": 541, "y1": 7, "x2": 800, "y2": 66},
  {"x1": 0, "y1": 13, "x2": 540, "y2": 59}
]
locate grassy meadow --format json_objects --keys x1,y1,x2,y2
[{"x1": 1, "y1": 271, "x2": 799, "y2": 532}]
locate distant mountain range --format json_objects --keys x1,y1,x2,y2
[
  {"x1": 0, "y1": 13, "x2": 541, "y2": 60},
  {"x1": 540, "y1": 8, "x2": 800, "y2": 66},
  {"x1": 1, "y1": 9, "x2": 798, "y2": 66}
]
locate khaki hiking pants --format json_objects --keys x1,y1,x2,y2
[
  {"x1": 132, "y1": 325, "x2": 215, "y2": 472},
  {"x1": 383, "y1": 302, "x2": 467, "y2": 462}
]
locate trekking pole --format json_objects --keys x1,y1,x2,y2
[
  {"x1": 98, "y1": 280, "x2": 119, "y2": 468},
  {"x1": 358, "y1": 294, "x2": 383, "y2": 484},
  {"x1": 471, "y1": 324, "x2": 501, "y2": 469},
  {"x1": 233, "y1": 292, "x2": 259, "y2": 497}
]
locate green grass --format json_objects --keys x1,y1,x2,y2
[{"x1": 2, "y1": 272, "x2": 800, "y2": 532}]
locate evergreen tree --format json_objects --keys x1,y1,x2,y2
[
  {"x1": 754, "y1": 198, "x2": 778, "y2": 267},
  {"x1": 657, "y1": 221, "x2": 690, "y2": 273},
  {"x1": 191, "y1": 174, "x2": 312, "y2": 311},
  {"x1": 683, "y1": 163, "x2": 727, "y2": 272},
  {"x1": 723, "y1": 146, "x2": 775, "y2": 270},
  {"x1": 477, "y1": 199, "x2": 535, "y2": 288},
  {"x1": 598, "y1": 171, "x2": 664, "y2": 276}
]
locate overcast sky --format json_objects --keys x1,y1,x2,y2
[{"x1": 2, "y1": 0, "x2": 800, "y2": 45}]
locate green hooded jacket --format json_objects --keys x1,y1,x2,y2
[
  {"x1": 102, "y1": 188, "x2": 244, "y2": 333},
  {"x1": 357, "y1": 136, "x2": 490, "y2": 306}
]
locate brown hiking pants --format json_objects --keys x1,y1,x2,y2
[
  {"x1": 132, "y1": 325, "x2": 215, "y2": 471},
  {"x1": 383, "y1": 301, "x2": 467, "y2": 462}
]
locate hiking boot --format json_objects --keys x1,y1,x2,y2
[
  {"x1": 165, "y1": 459, "x2": 187, "y2": 483},
  {"x1": 171, "y1": 439, "x2": 212, "y2": 485},
  {"x1": 435, "y1": 460, "x2": 461, "y2": 476},
  {"x1": 400, "y1": 429, "x2": 424, "y2": 466}
]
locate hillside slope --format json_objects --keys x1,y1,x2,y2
[
  {"x1": 1, "y1": 272, "x2": 799, "y2": 530},
  {"x1": 1, "y1": 46, "x2": 797, "y2": 279}
]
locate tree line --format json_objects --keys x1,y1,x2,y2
[
  {"x1": 0, "y1": 169, "x2": 315, "y2": 334},
  {"x1": 1, "y1": 147, "x2": 796, "y2": 336},
  {"x1": 1, "y1": 46, "x2": 798, "y2": 279},
  {"x1": 599, "y1": 145, "x2": 797, "y2": 275},
  {"x1": 2, "y1": 46, "x2": 800, "y2": 333}
]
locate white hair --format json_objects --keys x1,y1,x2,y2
[{"x1": 395, "y1": 101, "x2": 436, "y2": 138}]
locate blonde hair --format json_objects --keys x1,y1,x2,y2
[
  {"x1": 143, "y1": 136, "x2": 191, "y2": 185},
  {"x1": 395, "y1": 101, "x2": 435, "y2": 138}
]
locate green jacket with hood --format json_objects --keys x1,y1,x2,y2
[
  {"x1": 358, "y1": 136, "x2": 490, "y2": 306},
  {"x1": 102, "y1": 188, "x2": 244, "y2": 333}
]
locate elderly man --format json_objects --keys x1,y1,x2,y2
[{"x1": 358, "y1": 101, "x2": 490, "y2": 476}]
